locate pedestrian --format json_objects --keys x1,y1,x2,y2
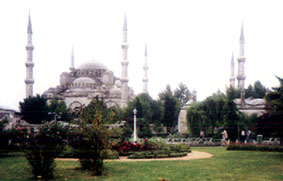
[
  {"x1": 246, "y1": 129, "x2": 251, "y2": 143},
  {"x1": 221, "y1": 129, "x2": 228, "y2": 146},
  {"x1": 241, "y1": 130, "x2": 246, "y2": 143},
  {"x1": 200, "y1": 130, "x2": 204, "y2": 141}
]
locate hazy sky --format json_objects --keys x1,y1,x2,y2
[{"x1": 0, "y1": 0, "x2": 283, "y2": 110}]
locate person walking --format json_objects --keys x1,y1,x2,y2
[
  {"x1": 241, "y1": 130, "x2": 246, "y2": 143},
  {"x1": 246, "y1": 129, "x2": 251, "y2": 143}
]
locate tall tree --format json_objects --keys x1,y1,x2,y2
[
  {"x1": 159, "y1": 86, "x2": 180, "y2": 133},
  {"x1": 187, "y1": 103, "x2": 207, "y2": 136},
  {"x1": 223, "y1": 88, "x2": 241, "y2": 140},
  {"x1": 19, "y1": 94, "x2": 50, "y2": 124},
  {"x1": 174, "y1": 82, "x2": 191, "y2": 107},
  {"x1": 257, "y1": 76, "x2": 283, "y2": 144},
  {"x1": 245, "y1": 80, "x2": 267, "y2": 98},
  {"x1": 123, "y1": 93, "x2": 162, "y2": 137}
]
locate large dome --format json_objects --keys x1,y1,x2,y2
[{"x1": 78, "y1": 60, "x2": 107, "y2": 70}]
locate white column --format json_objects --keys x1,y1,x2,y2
[{"x1": 133, "y1": 108, "x2": 137, "y2": 143}]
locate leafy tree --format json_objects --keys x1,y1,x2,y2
[
  {"x1": 80, "y1": 96, "x2": 118, "y2": 124},
  {"x1": 187, "y1": 103, "x2": 207, "y2": 136},
  {"x1": 202, "y1": 92, "x2": 226, "y2": 136},
  {"x1": 257, "y1": 76, "x2": 283, "y2": 144},
  {"x1": 123, "y1": 93, "x2": 162, "y2": 138},
  {"x1": 223, "y1": 88, "x2": 241, "y2": 141},
  {"x1": 245, "y1": 80, "x2": 267, "y2": 98},
  {"x1": 24, "y1": 122, "x2": 67, "y2": 179},
  {"x1": 186, "y1": 91, "x2": 226, "y2": 137},
  {"x1": 48, "y1": 99, "x2": 70, "y2": 121},
  {"x1": 19, "y1": 94, "x2": 50, "y2": 124},
  {"x1": 161, "y1": 90, "x2": 179, "y2": 132},
  {"x1": 71, "y1": 97, "x2": 112, "y2": 175},
  {"x1": 174, "y1": 82, "x2": 191, "y2": 107}
]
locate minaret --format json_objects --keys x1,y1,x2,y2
[
  {"x1": 142, "y1": 44, "x2": 149, "y2": 93},
  {"x1": 237, "y1": 23, "x2": 246, "y2": 90},
  {"x1": 70, "y1": 46, "x2": 75, "y2": 71},
  {"x1": 25, "y1": 13, "x2": 34, "y2": 98},
  {"x1": 229, "y1": 52, "x2": 235, "y2": 88},
  {"x1": 120, "y1": 14, "x2": 129, "y2": 108}
]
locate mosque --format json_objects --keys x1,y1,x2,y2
[
  {"x1": 229, "y1": 23, "x2": 266, "y2": 116},
  {"x1": 24, "y1": 14, "x2": 149, "y2": 110}
]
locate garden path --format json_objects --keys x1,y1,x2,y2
[{"x1": 56, "y1": 151, "x2": 213, "y2": 162}]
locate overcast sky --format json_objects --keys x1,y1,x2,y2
[{"x1": 0, "y1": 0, "x2": 283, "y2": 110}]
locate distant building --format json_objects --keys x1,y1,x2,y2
[
  {"x1": 229, "y1": 23, "x2": 267, "y2": 116},
  {"x1": 43, "y1": 59, "x2": 135, "y2": 109},
  {"x1": 0, "y1": 106, "x2": 21, "y2": 129},
  {"x1": 234, "y1": 97, "x2": 266, "y2": 116},
  {"x1": 24, "y1": 14, "x2": 150, "y2": 110}
]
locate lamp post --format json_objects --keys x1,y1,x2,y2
[{"x1": 133, "y1": 108, "x2": 137, "y2": 143}]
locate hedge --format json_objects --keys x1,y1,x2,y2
[{"x1": 227, "y1": 144, "x2": 283, "y2": 152}]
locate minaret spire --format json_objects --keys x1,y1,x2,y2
[
  {"x1": 70, "y1": 45, "x2": 75, "y2": 71},
  {"x1": 25, "y1": 12, "x2": 34, "y2": 98},
  {"x1": 120, "y1": 13, "x2": 129, "y2": 108},
  {"x1": 143, "y1": 43, "x2": 149, "y2": 93},
  {"x1": 229, "y1": 52, "x2": 235, "y2": 88},
  {"x1": 237, "y1": 22, "x2": 246, "y2": 90}
]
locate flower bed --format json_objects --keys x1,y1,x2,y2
[
  {"x1": 227, "y1": 143, "x2": 283, "y2": 152},
  {"x1": 112, "y1": 139, "x2": 191, "y2": 159},
  {"x1": 128, "y1": 151, "x2": 188, "y2": 159}
]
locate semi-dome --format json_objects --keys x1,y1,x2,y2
[
  {"x1": 73, "y1": 77, "x2": 96, "y2": 84},
  {"x1": 78, "y1": 60, "x2": 107, "y2": 70}
]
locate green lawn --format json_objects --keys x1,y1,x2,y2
[{"x1": 0, "y1": 147, "x2": 282, "y2": 181}]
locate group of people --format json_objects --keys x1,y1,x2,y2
[
  {"x1": 241, "y1": 129, "x2": 251, "y2": 143},
  {"x1": 198, "y1": 128, "x2": 251, "y2": 145}
]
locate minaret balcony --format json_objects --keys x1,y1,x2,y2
[
  {"x1": 25, "y1": 46, "x2": 34, "y2": 51},
  {"x1": 121, "y1": 44, "x2": 129, "y2": 49},
  {"x1": 121, "y1": 61, "x2": 129, "y2": 66},
  {"x1": 25, "y1": 62, "x2": 34, "y2": 67},
  {"x1": 25, "y1": 79, "x2": 34, "y2": 84},
  {"x1": 237, "y1": 57, "x2": 246, "y2": 62}
]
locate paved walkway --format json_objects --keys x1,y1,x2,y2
[{"x1": 56, "y1": 151, "x2": 213, "y2": 162}]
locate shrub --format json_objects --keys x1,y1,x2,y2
[
  {"x1": 101, "y1": 149, "x2": 119, "y2": 159},
  {"x1": 227, "y1": 143, "x2": 283, "y2": 152},
  {"x1": 68, "y1": 97, "x2": 116, "y2": 175},
  {"x1": 23, "y1": 122, "x2": 67, "y2": 179},
  {"x1": 57, "y1": 145, "x2": 76, "y2": 158}
]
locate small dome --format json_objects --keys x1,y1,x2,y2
[
  {"x1": 73, "y1": 77, "x2": 96, "y2": 84},
  {"x1": 78, "y1": 60, "x2": 107, "y2": 70}
]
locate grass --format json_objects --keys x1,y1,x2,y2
[{"x1": 0, "y1": 147, "x2": 282, "y2": 180}]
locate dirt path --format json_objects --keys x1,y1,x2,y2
[{"x1": 56, "y1": 151, "x2": 213, "y2": 162}]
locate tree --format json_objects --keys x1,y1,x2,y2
[
  {"x1": 80, "y1": 96, "x2": 118, "y2": 124},
  {"x1": 123, "y1": 93, "x2": 162, "y2": 138},
  {"x1": 257, "y1": 76, "x2": 283, "y2": 144},
  {"x1": 187, "y1": 103, "x2": 207, "y2": 136},
  {"x1": 19, "y1": 94, "x2": 50, "y2": 124},
  {"x1": 174, "y1": 82, "x2": 191, "y2": 107},
  {"x1": 161, "y1": 91, "x2": 179, "y2": 132},
  {"x1": 202, "y1": 92, "x2": 226, "y2": 137},
  {"x1": 71, "y1": 97, "x2": 112, "y2": 175},
  {"x1": 24, "y1": 122, "x2": 67, "y2": 179},
  {"x1": 186, "y1": 91, "x2": 226, "y2": 137},
  {"x1": 48, "y1": 99, "x2": 70, "y2": 121},
  {"x1": 245, "y1": 80, "x2": 267, "y2": 98},
  {"x1": 223, "y1": 88, "x2": 241, "y2": 141}
]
